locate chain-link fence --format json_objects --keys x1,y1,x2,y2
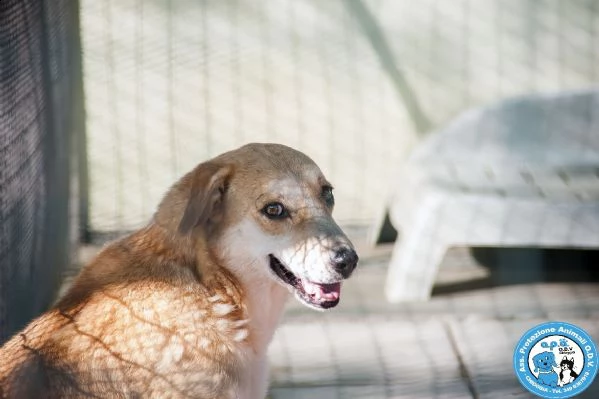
[{"x1": 80, "y1": 0, "x2": 599, "y2": 239}]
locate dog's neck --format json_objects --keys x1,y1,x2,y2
[
  {"x1": 538, "y1": 368, "x2": 556, "y2": 374},
  {"x1": 144, "y1": 223, "x2": 289, "y2": 355},
  {"x1": 131, "y1": 223, "x2": 199, "y2": 267},
  {"x1": 233, "y1": 270, "x2": 289, "y2": 354}
]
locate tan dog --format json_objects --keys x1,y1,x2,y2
[{"x1": 0, "y1": 143, "x2": 358, "y2": 399}]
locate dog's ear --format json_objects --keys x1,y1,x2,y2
[{"x1": 178, "y1": 162, "x2": 233, "y2": 234}]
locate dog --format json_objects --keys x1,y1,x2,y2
[
  {"x1": 0, "y1": 143, "x2": 358, "y2": 399},
  {"x1": 559, "y1": 356, "x2": 579, "y2": 386},
  {"x1": 532, "y1": 351, "x2": 559, "y2": 387}
]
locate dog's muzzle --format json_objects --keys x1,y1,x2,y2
[{"x1": 268, "y1": 251, "x2": 357, "y2": 310}]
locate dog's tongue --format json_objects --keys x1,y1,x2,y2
[{"x1": 302, "y1": 280, "x2": 341, "y2": 301}]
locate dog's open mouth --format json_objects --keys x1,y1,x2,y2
[{"x1": 269, "y1": 255, "x2": 340, "y2": 310}]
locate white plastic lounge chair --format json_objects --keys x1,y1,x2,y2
[{"x1": 384, "y1": 89, "x2": 599, "y2": 302}]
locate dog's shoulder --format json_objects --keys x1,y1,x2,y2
[{"x1": 1, "y1": 226, "x2": 250, "y2": 397}]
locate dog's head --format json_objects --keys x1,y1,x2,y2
[
  {"x1": 160, "y1": 143, "x2": 358, "y2": 310},
  {"x1": 533, "y1": 351, "x2": 557, "y2": 372}
]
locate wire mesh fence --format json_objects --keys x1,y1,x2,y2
[
  {"x1": 1, "y1": 1, "x2": 599, "y2": 395},
  {"x1": 0, "y1": 0, "x2": 83, "y2": 343},
  {"x1": 80, "y1": 0, "x2": 599, "y2": 239}
]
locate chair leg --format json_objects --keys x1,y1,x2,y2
[{"x1": 384, "y1": 230, "x2": 447, "y2": 303}]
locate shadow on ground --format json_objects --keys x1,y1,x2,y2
[{"x1": 433, "y1": 248, "x2": 599, "y2": 296}]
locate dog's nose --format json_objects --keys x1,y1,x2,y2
[{"x1": 331, "y1": 247, "x2": 358, "y2": 276}]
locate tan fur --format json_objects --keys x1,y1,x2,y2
[{"x1": 0, "y1": 143, "x2": 357, "y2": 399}]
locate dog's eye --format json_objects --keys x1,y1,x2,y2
[
  {"x1": 322, "y1": 185, "x2": 334, "y2": 207},
  {"x1": 262, "y1": 202, "x2": 288, "y2": 219}
]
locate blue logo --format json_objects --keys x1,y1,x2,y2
[{"x1": 514, "y1": 321, "x2": 598, "y2": 398}]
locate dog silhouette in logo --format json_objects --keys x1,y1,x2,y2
[
  {"x1": 533, "y1": 351, "x2": 559, "y2": 387},
  {"x1": 559, "y1": 356, "x2": 579, "y2": 386}
]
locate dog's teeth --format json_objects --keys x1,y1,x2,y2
[{"x1": 303, "y1": 282, "x2": 313, "y2": 294}]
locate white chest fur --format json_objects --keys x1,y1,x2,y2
[
  {"x1": 235, "y1": 352, "x2": 269, "y2": 399},
  {"x1": 233, "y1": 277, "x2": 289, "y2": 399}
]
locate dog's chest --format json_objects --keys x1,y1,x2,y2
[
  {"x1": 229, "y1": 283, "x2": 289, "y2": 399},
  {"x1": 235, "y1": 351, "x2": 269, "y2": 399}
]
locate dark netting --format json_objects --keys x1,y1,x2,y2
[{"x1": 0, "y1": 0, "x2": 83, "y2": 344}]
